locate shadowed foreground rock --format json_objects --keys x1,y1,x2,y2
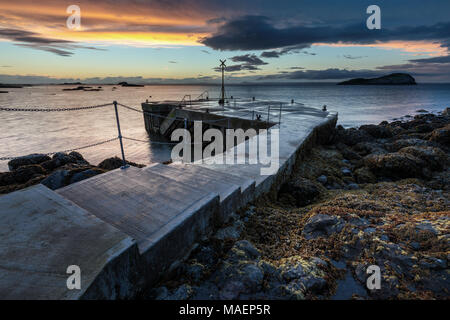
[{"x1": 0, "y1": 153, "x2": 145, "y2": 193}]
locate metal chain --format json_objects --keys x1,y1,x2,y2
[
  {"x1": 0, "y1": 137, "x2": 118, "y2": 161},
  {"x1": 0, "y1": 103, "x2": 112, "y2": 112}
]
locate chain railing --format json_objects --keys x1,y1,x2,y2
[{"x1": 0, "y1": 99, "x2": 284, "y2": 166}]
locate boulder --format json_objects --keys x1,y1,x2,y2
[
  {"x1": 399, "y1": 146, "x2": 447, "y2": 171},
  {"x1": 364, "y1": 152, "x2": 425, "y2": 178},
  {"x1": 279, "y1": 177, "x2": 321, "y2": 207},
  {"x1": 429, "y1": 124, "x2": 450, "y2": 146},
  {"x1": 335, "y1": 128, "x2": 373, "y2": 146},
  {"x1": 354, "y1": 167, "x2": 377, "y2": 184},
  {"x1": 69, "y1": 168, "x2": 106, "y2": 184},
  {"x1": 303, "y1": 214, "x2": 342, "y2": 239},
  {"x1": 8, "y1": 154, "x2": 51, "y2": 171},
  {"x1": 359, "y1": 124, "x2": 393, "y2": 139},
  {"x1": 12, "y1": 164, "x2": 46, "y2": 184},
  {"x1": 40, "y1": 170, "x2": 70, "y2": 190},
  {"x1": 386, "y1": 138, "x2": 434, "y2": 152}
]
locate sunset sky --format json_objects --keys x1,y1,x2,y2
[{"x1": 1, "y1": 0, "x2": 450, "y2": 83}]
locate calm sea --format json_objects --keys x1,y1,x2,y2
[{"x1": 1, "y1": 83, "x2": 449, "y2": 170}]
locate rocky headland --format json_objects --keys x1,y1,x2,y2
[{"x1": 147, "y1": 108, "x2": 449, "y2": 300}]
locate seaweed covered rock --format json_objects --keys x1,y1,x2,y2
[
  {"x1": 278, "y1": 177, "x2": 321, "y2": 207},
  {"x1": 98, "y1": 156, "x2": 144, "y2": 170},
  {"x1": 364, "y1": 152, "x2": 426, "y2": 179},
  {"x1": 303, "y1": 214, "x2": 343, "y2": 239},
  {"x1": 359, "y1": 124, "x2": 393, "y2": 139},
  {"x1": 398, "y1": 146, "x2": 447, "y2": 171},
  {"x1": 8, "y1": 153, "x2": 50, "y2": 171},
  {"x1": 335, "y1": 127, "x2": 373, "y2": 146},
  {"x1": 429, "y1": 124, "x2": 450, "y2": 146}
]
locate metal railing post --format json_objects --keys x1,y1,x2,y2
[
  {"x1": 279, "y1": 103, "x2": 282, "y2": 127},
  {"x1": 267, "y1": 105, "x2": 271, "y2": 124},
  {"x1": 113, "y1": 101, "x2": 129, "y2": 169},
  {"x1": 252, "y1": 110, "x2": 255, "y2": 120}
]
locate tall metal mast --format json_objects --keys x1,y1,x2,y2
[{"x1": 219, "y1": 59, "x2": 226, "y2": 105}]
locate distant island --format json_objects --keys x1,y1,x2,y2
[
  {"x1": 337, "y1": 73, "x2": 417, "y2": 85},
  {"x1": 118, "y1": 81, "x2": 144, "y2": 87}
]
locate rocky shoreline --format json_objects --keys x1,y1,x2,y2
[
  {"x1": 146, "y1": 108, "x2": 449, "y2": 300},
  {"x1": 0, "y1": 153, "x2": 144, "y2": 193}
]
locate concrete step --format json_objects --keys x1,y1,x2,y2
[
  {"x1": 138, "y1": 163, "x2": 240, "y2": 224},
  {"x1": 0, "y1": 184, "x2": 138, "y2": 299},
  {"x1": 170, "y1": 162, "x2": 256, "y2": 208},
  {"x1": 57, "y1": 166, "x2": 219, "y2": 253}
]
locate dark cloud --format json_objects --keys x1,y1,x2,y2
[
  {"x1": 201, "y1": 15, "x2": 450, "y2": 52},
  {"x1": 169, "y1": 61, "x2": 177, "y2": 63},
  {"x1": 409, "y1": 55, "x2": 450, "y2": 63},
  {"x1": 230, "y1": 54, "x2": 267, "y2": 65},
  {"x1": 201, "y1": 50, "x2": 211, "y2": 54},
  {"x1": 0, "y1": 28, "x2": 104, "y2": 56}
]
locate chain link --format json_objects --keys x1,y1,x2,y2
[
  {"x1": 0, "y1": 137, "x2": 118, "y2": 161},
  {"x1": 0, "y1": 103, "x2": 112, "y2": 112}
]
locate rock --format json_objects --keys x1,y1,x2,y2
[
  {"x1": 416, "y1": 109, "x2": 429, "y2": 113},
  {"x1": 317, "y1": 175, "x2": 327, "y2": 184},
  {"x1": 363, "y1": 227, "x2": 376, "y2": 234},
  {"x1": 220, "y1": 281, "x2": 245, "y2": 300},
  {"x1": 69, "y1": 168, "x2": 105, "y2": 184},
  {"x1": 416, "y1": 222, "x2": 438, "y2": 235},
  {"x1": 398, "y1": 146, "x2": 447, "y2": 171},
  {"x1": 240, "y1": 263, "x2": 264, "y2": 291},
  {"x1": 364, "y1": 152, "x2": 426, "y2": 179},
  {"x1": 234, "y1": 240, "x2": 260, "y2": 260},
  {"x1": 359, "y1": 124, "x2": 393, "y2": 139},
  {"x1": 303, "y1": 214, "x2": 342, "y2": 239},
  {"x1": 415, "y1": 123, "x2": 434, "y2": 133},
  {"x1": 346, "y1": 183, "x2": 360, "y2": 190},
  {"x1": 214, "y1": 224, "x2": 242, "y2": 240},
  {"x1": 8, "y1": 154, "x2": 51, "y2": 171},
  {"x1": 429, "y1": 124, "x2": 450, "y2": 146},
  {"x1": 11, "y1": 164, "x2": 46, "y2": 184},
  {"x1": 354, "y1": 167, "x2": 377, "y2": 184},
  {"x1": 386, "y1": 138, "x2": 434, "y2": 152},
  {"x1": 0, "y1": 172, "x2": 15, "y2": 186},
  {"x1": 341, "y1": 167, "x2": 352, "y2": 176},
  {"x1": 185, "y1": 263, "x2": 205, "y2": 283},
  {"x1": 354, "y1": 141, "x2": 387, "y2": 155},
  {"x1": 165, "y1": 284, "x2": 194, "y2": 300},
  {"x1": 335, "y1": 128, "x2": 374, "y2": 146},
  {"x1": 40, "y1": 170, "x2": 70, "y2": 190},
  {"x1": 279, "y1": 177, "x2": 321, "y2": 207},
  {"x1": 98, "y1": 156, "x2": 144, "y2": 170}
]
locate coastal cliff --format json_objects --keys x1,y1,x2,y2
[{"x1": 338, "y1": 73, "x2": 417, "y2": 85}]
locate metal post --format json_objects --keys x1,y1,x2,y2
[
  {"x1": 113, "y1": 101, "x2": 129, "y2": 169},
  {"x1": 279, "y1": 103, "x2": 282, "y2": 127},
  {"x1": 252, "y1": 110, "x2": 255, "y2": 120},
  {"x1": 267, "y1": 105, "x2": 271, "y2": 124},
  {"x1": 184, "y1": 118, "x2": 187, "y2": 129}
]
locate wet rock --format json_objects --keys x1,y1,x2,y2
[
  {"x1": 185, "y1": 263, "x2": 205, "y2": 283},
  {"x1": 69, "y1": 168, "x2": 105, "y2": 184},
  {"x1": 303, "y1": 214, "x2": 342, "y2": 239},
  {"x1": 8, "y1": 154, "x2": 51, "y2": 171},
  {"x1": 429, "y1": 124, "x2": 449, "y2": 146},
  {"x1": 346, "y1": 183, "x2": 360, "y2": 190},
  {"x1": 399, "y1": 146, "x2": 447, "y2": 171},
  {"x1": 354, "y1": 167, "x2": 377, "y2": 184},
  {"x1": 98, "y1": 157, "x2": 144, "y2": 170},
  {"x1": 40, "y1": 170, "x2": 70, "y2": 190},
  {"x1": 364, "y1": 152, "x2": 425, "y2": 179},
  {"x1": 165, "y1": 284, "x2": 194, "y2": 300},
  {"x1": 386, "y1": 138, "x2": 434, "y2": 152},
  {"x1": 359, "y1": 124, "x2": 393, "y2": 139},
  {"x1": 354, "y1": 142, "x2": 387, "y2": 156},
  {"x1": 11, "y1": 164, "x2": 46, "y2": 184},
  {"x1": 279, "y1": 177, "x2": 321, "y2": 207},
  {"x1": 220, "y1": 281, "x2": 245, "y2": 300},
  {"x1": 0, "y1": 172, "x2": 15, "y2": 186},
  {"x1": 317, "y1": 175, "x2": 327, "y2": 184},
  {"x1": 336, "y1": 128, "x2": 374, "y2": 146},
  {"x1": 341, "y1": 167, "x2": 352, "y2": 176},
  {"x1": 234, "y1": 240, "x2": 260, "y2": 260}
]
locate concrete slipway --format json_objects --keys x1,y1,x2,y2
[{"x1": 0, "y1": 104, "x2": 337, "y2": 299}]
